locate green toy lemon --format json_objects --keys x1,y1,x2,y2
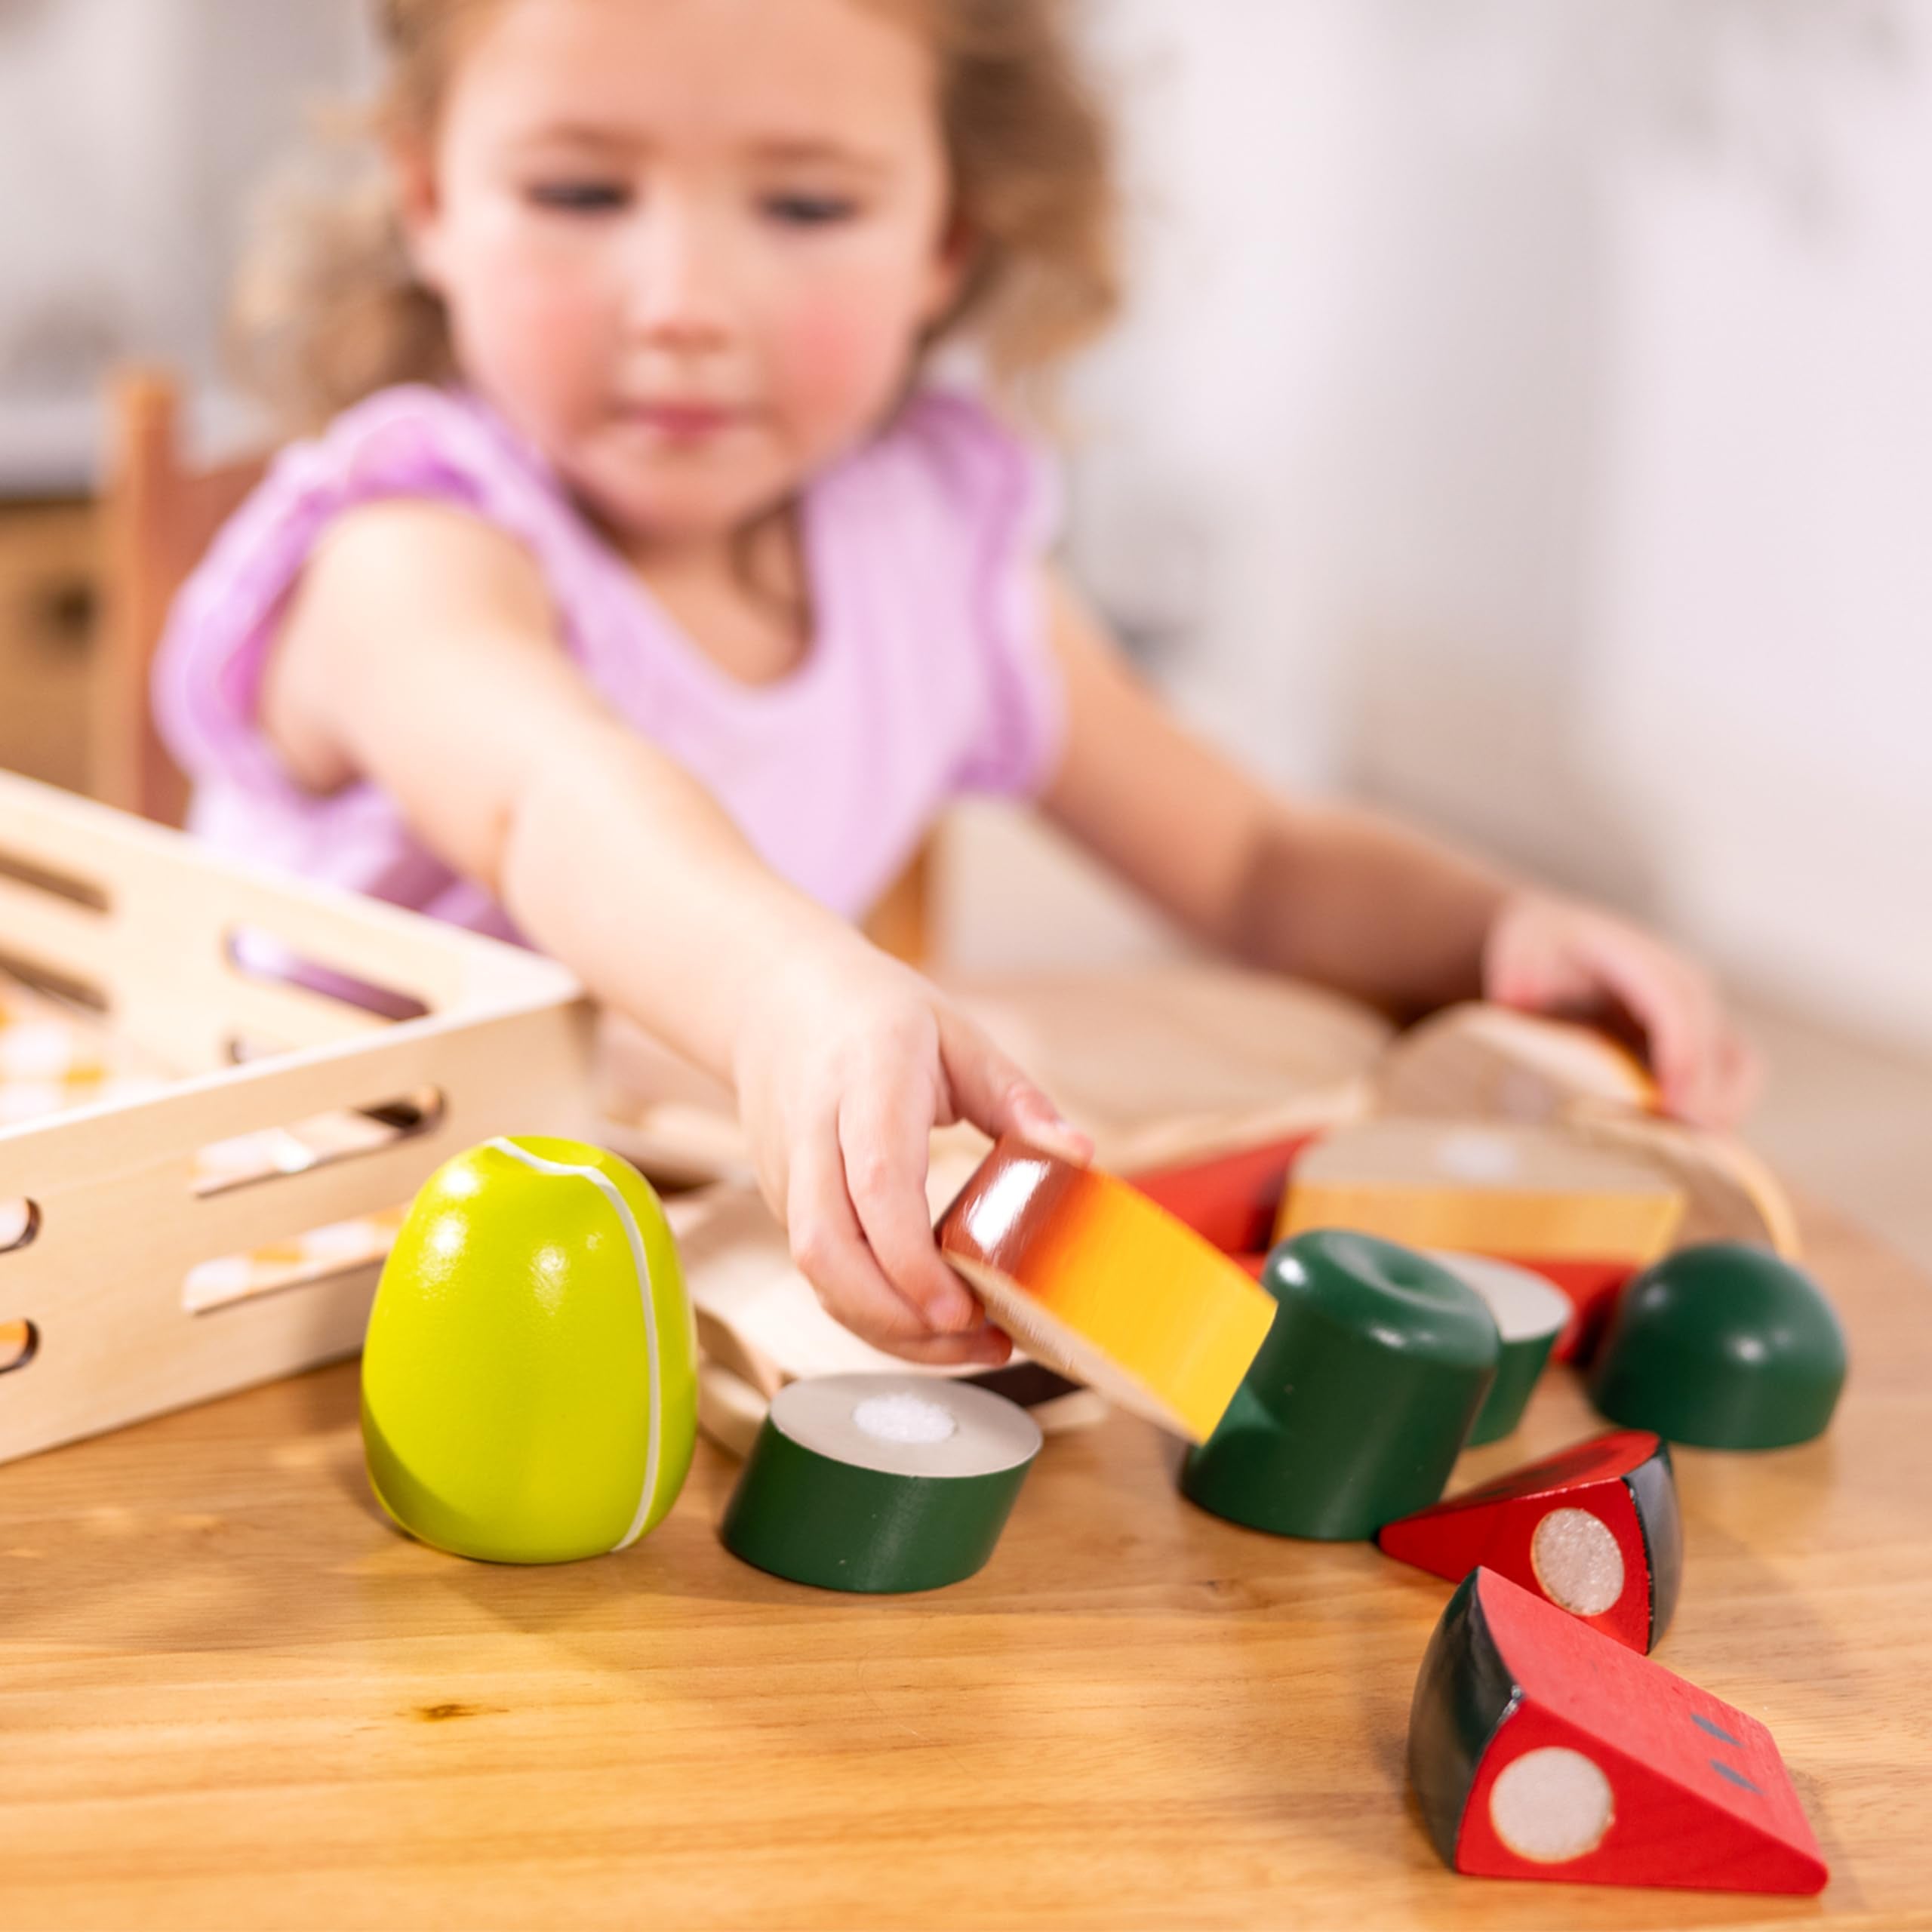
[{"x1": 361, "y1": 1135, "x2": 697, "y2": 1562}]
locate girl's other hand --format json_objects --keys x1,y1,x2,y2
[
  {"x1": 1483, "y1": 890, "x2": 1761, "y2": 1130},
  {"x1": 733, "y1": 940, "x2": 1092, "y2": 1365}
]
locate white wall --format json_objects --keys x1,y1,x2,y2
[
  {"x1": 1065, "y1": 0, "x2": 1932, "y2": 1052},
  {"x1": 0, "y1": 0, "x2": 361, "y2": 486},
  {"x1": 1589, "y1": 9, "x2": 1932, "y2": 1050}
]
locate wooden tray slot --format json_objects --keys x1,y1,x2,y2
[
  {"x1": 183, "y1": 1210, "x2": 406, "y2": 1317},
  {"x1": 2, "y1": 1204, "x2": 41, "y2": 1375},
  {"x1": 0, "y1": 945, "x2": 109, "y2": 1016},
  {"x1": 0, "y1": 844, "x2": 110, "y2": 915},
  {"x1": 224, "y1": 1035, "x2": 289, "y2": 1065},
  {"x1": 2, "y1": 1197, "x2": 38, "y2": 1253},
  {"x1": 223, "y1": 925, "x2": 432, "y2": 1025},
  {"x1": 192, "y1": 1085, "x2": 446, "y2": 1198}
]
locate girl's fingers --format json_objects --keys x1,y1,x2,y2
[
  {"x1": 935, "y1": 1007, "x2": 1093, "y2": 1164},
  {"x1": 882, "y1": 1323, "x2": 1014, "y2": 1369},
  {"x1": 785, "y1": 1125, "x2": 941, "y2": 1347},
  {"x1": 1485, "y1": 895, "x2": 1758, "y2": 1130},
  {"x1": 1703, "y1": 1023, "x2": 1764, "y2": 1131},
  {"x1": 836, "y1": 1083, "x2": 980, "y2": 1334},
  {"x1": 785, "y1": 1123, "x2": 1007, "y2": 1363},
  {"x1": 1577, "y1": 932, "x2": 1726, "y2": 1125}
]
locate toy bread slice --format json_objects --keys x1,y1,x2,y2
[
  {"x1": 697, "y1": 1359, "x2": 771, "y2": 1460},
  {"x1": 1565, "y1": 1110, "x2": 1801, "y2": 1258},
  {"x1": 935, "y1": 1134, "x2": 1277, "y2": 1442},
  {"x1": 1280, "y1": 1119, "x2": 1685, "y2": 1258},
  {"x1": 948, "y1": 962, "x2": 1389, "y2": 1166},
  {"x1": 1375, "y1": 1003, "x2": 1658, "y2": 1122},
  {"x1": 1280, "y1": 1118, "x2": 1685, "y2": 1358}
]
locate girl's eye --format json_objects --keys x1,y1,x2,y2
[
  {"x1": 528, "y1": 180, "x2": 631, "y2": 214},
  {"x1": 763, "y1": 193, "x2": 858, "y2": 227}
]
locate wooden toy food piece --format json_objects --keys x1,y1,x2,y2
[
  {"x1": 949, "y1": 963, "x2": 1389, "y2": 1168},
  {"x1": 1374, "y1": 1002, "x2": 1659, "y2": 1121},
  {"x1": 1378, "y1": 1430, "x2": 1681, "y2": 1652},
  {"x1": 720, "y1": 1373, "x2": 1042, "y2": 1592},
  {"x1": 935, "y1": 1134, "x2": 1276, "y2": 1442},
  {"x1": 1423, "y1": 1251, "x2": 1570, "y2": 1444},
  {"x1": 1566, "y1": 1110, "x2": 1802, "y2": 1258},
  {"x1": 1409, "y1": 1567, "x2": 1827, "y2": 1893},
  {"x1": 361, "y1": 1137, "x2": 697, "y2": 1564},
  {"x1": 1181, "y1": 1232, "x2": 1498, "y2": 1540},
  {"x1": 1125, "y1": 1131, "x2": 1324, "y2": 1260},
  {"x1": 964, "y1": 1359, "x2": 1107, "y2": 1434},
  {"x1": 1278, "y1": 1118, "x2": 1686, "y2": 1358},
  {"x1": 1589, "y1": 1242, "x2": 1847, "y2": 1449},
  {"x1": 670, "y1": 1170, "x2": 1107, "y2": 1454},
  {"x1": 1368, "y1": 1000, "x2": 1800, "y2": 1260},
  {"x1": 697, "y1": 1359, "x2": 771, "y2": 1460},
  {"x1": 696, "y1": 1353, "x2": 1099, "y2": 1461}
]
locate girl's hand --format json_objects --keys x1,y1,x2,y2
[
  {"x1": 732, "y1": 938, "x2": 1093, "y2": 1365},
  {"x1": 1482, "y1": 890, "x2": 1761, "y2": 1129}
]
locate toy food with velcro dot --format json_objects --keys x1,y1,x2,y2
[
  {"x1": 1409, "y1": 1567, "x2": 1826, "y2": 1893},
  {"x1": 934, "y1": 1134, "x2": 1276, "y2": 1442},
  {"x1": 1423, "y1": 1250, "x2": 1569, "y2": 1444},
  {"x1": 1378, "y1": 1429, "x2": 1681, "y2": 1652},
  {"x1": 721, "y1": 1371, "x2": 1041, "y2": 1592},
  {"x1": 361, "y1": 1135, "x2": 697, "y2": 1564},
  {"x1": 1278, "y1": 1118, "x2": 1686, "y2": 1358},
  {"x1": 1182, "y1": 1230, "x2": 1500, "y2": 1540}
]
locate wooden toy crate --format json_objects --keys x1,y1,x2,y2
[{"x1": 0, "y1": 770, "x2": 597, "y2": 1467}]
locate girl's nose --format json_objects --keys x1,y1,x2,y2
[{"x1": 626, "y1": 197, "x2": 734, "y2": 352}]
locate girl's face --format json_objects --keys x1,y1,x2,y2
[{"x1": 401, "y1": 0, "x2": 964, "y2": 546}]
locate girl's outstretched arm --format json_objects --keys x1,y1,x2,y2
[
  {"x1": 1036, "y1": 568, "x2": 1758, "y2": 1126},
  {"x1": 263, "y1": 500, "x2": 1089, "y2": 1361}
]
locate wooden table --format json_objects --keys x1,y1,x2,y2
[{"x1": 1, "y1": 1198, "x2": 1925, "y2": 1928}]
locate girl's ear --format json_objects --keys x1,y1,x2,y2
[
  {"x1": 389, "y1": 135, "x2": 448, "y2": 292},
  {"x1": 921, "y1": 208, "x2": 979, "y2": 329}
]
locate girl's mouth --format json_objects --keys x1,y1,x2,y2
[{"x1": 622, "y1": 401, "x2": 746, "y2": 440}]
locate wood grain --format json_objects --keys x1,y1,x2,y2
[
  {"x1": 0, "y1": 499, "x2": 97, "y2": 798},
  {"x1": 0, "y1": 769, "x2": 598, "y2": 1467},
  {"x1": 0, "y1": 1185, "x2": 1925, "y2": 1928}
]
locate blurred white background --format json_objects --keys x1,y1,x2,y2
[
  {"x1": 0, "y1": 1, "x2": 1926, "y2": 1088},
  {"x1": 1057, "y1": 0, "x2": 1930, "y2": 1064}
]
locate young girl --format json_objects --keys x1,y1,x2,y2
[{"x1": 156, "y1": 0, "x2": 1755, "y2": 1371}]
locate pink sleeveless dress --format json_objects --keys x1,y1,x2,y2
[{"x1": 153, "y1": 383, "x2": 1066, "y2": 943}]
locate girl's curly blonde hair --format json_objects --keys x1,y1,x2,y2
[{"x1": 232, "y1": 0, "x2": 1123, "y2": 435}]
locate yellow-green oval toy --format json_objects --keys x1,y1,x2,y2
[{"x1": 361, "y1": 1135, "x2": 697, "y2": 1563}]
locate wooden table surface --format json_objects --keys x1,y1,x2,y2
[{"x1": 2, "y1": 1201, "x2": 1927, "y2": 1928}]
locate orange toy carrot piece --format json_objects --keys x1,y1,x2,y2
[{"x1": 936, "y1": 1134, "x2": 1277, "y2": 1442}]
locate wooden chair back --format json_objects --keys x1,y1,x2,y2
[
  {"x1": 94, "y1": 367, "x2": 934, "y2": 959},
  {"x1": 97, "y1": 368, "x2": 266, "y2": 828}
]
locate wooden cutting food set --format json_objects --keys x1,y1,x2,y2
[{"x1": 0, "y1": 770, "x2": 1847, "y2": 1898}]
